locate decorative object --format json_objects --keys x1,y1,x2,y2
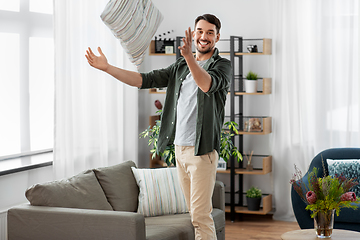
[
  {"x1": 246, "y1": 186, "x2": 262, "y2": 211},
  {"x1": 246, "y1": 45, "x2": 258, "y2": 53},
  {"x1": 131, "y1": 167, "x2": 188, "y2": 217},
  {"x1": 313, "y1": 209, "x2": 335, "y2": 238},
  {"x1": 290, "y1": 163, "x2": 360, "y2": 238},
  {"x1": 217, "y1": 157, "x2": 227, "y2": 170},
  {"x1": 140, "y1": 115, "x2": 243, "y2": 166},
  {"x1": 244, "y1": 71, "x2": 258, "y2": 93},
  {"x1": 244, "y1": 117, "x2": 262, "y2": 132},
  {"x1": 245, "y1": 150, "x2": 254, "y2": 171},
  {"x1": 100, "y1": 0, "x2": 163, "y2": 69}
]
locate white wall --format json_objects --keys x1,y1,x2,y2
[{"x1": 137, "y1": 0, "x2": 275, "y2": 203}]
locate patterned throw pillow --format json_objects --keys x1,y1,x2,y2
[
  {"x1": 327, "y1": 159, "x2": 360, "y2": 197},
  {"x1": 100, "y1": 0, "x2": 163, "y2": 69},
  {"x1": 131, "y1": 167, "x2": 188, "y2": 217}
]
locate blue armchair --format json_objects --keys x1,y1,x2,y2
[{"x1": 291, "y1": 148, "x2": 360, "y2": 232}]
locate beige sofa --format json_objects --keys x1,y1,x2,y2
[{"x1": 7, "y1": 161, "x2": 225, "y2": 240}]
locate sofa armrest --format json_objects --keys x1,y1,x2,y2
[
  {"x1": 212, "y1": 181, "x2": 225, "y2": 211},
  {"x1": 8, "y1": 204, "x2": 146, "y2": 240}
]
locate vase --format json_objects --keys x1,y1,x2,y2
[
  {"x1": 244, "y1": 80, "x2": 257, "y2": 93},
  {"x1": 246, "y1": 197, "x2": 261, "y2": 211},
  {"x1": 313, "y1": 209, "x2": 335, "y2": 238}
]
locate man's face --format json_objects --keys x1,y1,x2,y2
[{"x1": 193, "y1": 20, "x2": 220, "y2": 55}]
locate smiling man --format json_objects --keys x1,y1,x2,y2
[{"x1": 86, "y1": 14, "x2": 231, "y2": 240}]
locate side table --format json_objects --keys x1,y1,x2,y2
[{"x1": 281, "y1": 229, "x2": 360, "y2": 240}]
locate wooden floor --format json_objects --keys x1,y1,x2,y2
[{"x1": 225, "y1": 214, "x2": 300, "y2": 240}]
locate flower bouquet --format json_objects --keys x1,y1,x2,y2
[{"x1": 290, "y1": 164, "x2": 360, "y2": 238}]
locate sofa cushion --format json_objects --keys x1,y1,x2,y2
[
  {"x1": 25, "y1": 170, "x2": 113, "y2": 210},
  {"x1": 100, "y1": 0, "x2": 163, "y2": 68},
  {"x1": 94, "y1": 161, "x2": 139, "y2": 212},
  {"x1": 131, "y1": 167, "x2": 188, "y2": 217},
  {"x1": 327, "y1": 159, "x2": 360, "y2": 197}
]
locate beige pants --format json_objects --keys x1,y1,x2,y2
[{"x1": 175, "y1": 145, "x2": 219, "y2": 240}]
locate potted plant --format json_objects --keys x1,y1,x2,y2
[
  {"x1": 246, "y1": 186, "x2": 262, "y2": 211},
  {"x1": 244, "y1": 71, "x2": 258, "y2": 93},
  {"x1": 140, "y1": 112, "x2": 242, "y2": 166}
]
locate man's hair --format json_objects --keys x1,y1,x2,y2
[{"x1": 195, "y1": 14, "x2": 221, "y2": 34}]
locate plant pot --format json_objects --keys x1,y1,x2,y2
[
  {"x1": 314, "y1": 209, "x2": 335, "y2": 238},
  {"x1": 246, "y1": 197, "x2": 261, "y2": 211},
  {"x1": 244, "y1": 80, "x2": 258, "y2": 93}
]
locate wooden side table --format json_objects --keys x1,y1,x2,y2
[{"x1": 281, "y1": 229, "x2": 360, "y2": 240}]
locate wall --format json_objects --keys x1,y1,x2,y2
[{"x1": 137, "y1": 0, "x2": 275, "y2": 203}]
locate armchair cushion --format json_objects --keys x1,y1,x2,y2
[
  {"x1": 94, "y1": 160, "x2": 139, "y2": 211},
  {"x1": 25, "y1": 170, "x2": 113, "y2": 210},
  {"x1": 131, "y1": 167, "x2": 188, "y2": 217},
  {"x1": 327, "y1": 159, "x2": 360, "y2": 197}
]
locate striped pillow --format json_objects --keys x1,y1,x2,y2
[
  {"x1": 100, "y1": 0, "x2": 163, "y2": 69},
  {"x1": 131, "y1": 167, "x2": 188, "y2": 217}
]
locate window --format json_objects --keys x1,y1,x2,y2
[{"x1": 0, "y1": 0, "x2": 54, "y2": 159}]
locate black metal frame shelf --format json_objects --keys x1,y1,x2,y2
[{"x1": 226, "y1": 36, "x2": 272, "y2": 221}]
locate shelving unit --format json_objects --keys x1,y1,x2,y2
[{"x1": 225, "y1": 36, "x2": 273, "y2": 221}]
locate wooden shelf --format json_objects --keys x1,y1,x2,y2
[
  {"x1": 233, "y1": 78, "x2": 272, "y2": 95},
  {"x1": 149, "y1": 88, "x2": 166, "y2": 94},
  {"x1": 225, "y1": 194, "x2": 272, "y2": 215},
  {"x1": 149, "y1": 40, "x2": 176, "y2": 56},
  {"x1": 237, "y1": 117, "x2": 272, "y2": 135},
  {"x1": 217, "y1": 156, "x2": 272, "y2": 175},
  {"x1": 148, "y1": 38, "x2": 272, "y2": 56},
  {"x1": 151, "y1": 78, "x2": 271, "y2": 95}
]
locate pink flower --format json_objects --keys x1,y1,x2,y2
[
  {"x1": 306, "y1": 191, "x2": 317, "y2": 204},
  {"x1": 340, "y1": 192, "x2": 357, "y2": 202}
]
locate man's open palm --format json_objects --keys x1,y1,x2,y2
[{"x1": 85, "y1": 47, "x2": 109, "y2": 71}]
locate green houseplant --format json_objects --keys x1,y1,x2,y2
[
  {"x1": 140, "y1": 111, "x2": 242, "y2": 166},
  {"x1": 244, "y1": 71, "x2": 258, "y2": 93},
  {"x1": 246, "y1": 186, "x2": 262, "y2": 211}
]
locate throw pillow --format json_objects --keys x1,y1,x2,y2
[
  {"x1": 100, "y1": 0, "x2": 163, "y2": 69},
  {"x1": 327, "y1": 159, "x2": 360, "y2": 197},
  {"x1": 25, "y1": 170, "x2": 113, "y2": 210},
  {"x1": 131, "y1": 167, "x2": 188, "y2": 217},
  {"x1": 94, "y1": 161, "x2": 139, "y2": 212}
]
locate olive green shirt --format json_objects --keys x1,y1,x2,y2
[{"x1": 140, "y1": 48, "x2": 231, "y2": 156}]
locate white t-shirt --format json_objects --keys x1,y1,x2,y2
[{"x1": 174, "y1": 60, "x2": 208, "y2": 146}]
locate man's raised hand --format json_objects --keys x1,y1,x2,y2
[{"x1": 85, "y1": 47, "x2": 109, "y2": 72}]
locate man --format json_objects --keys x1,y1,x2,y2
[{"x1": 85, "y1": 14, "x2": 231, "y2": 240}]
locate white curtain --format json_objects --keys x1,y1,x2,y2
[
  {"x1": 271, "y1": 0, "x2": 359, "y2": 221},
  {"x1": 54, "y1": 0, "x2": 139, "y2": 179}
]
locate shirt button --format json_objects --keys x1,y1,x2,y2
[
  {"x1": 180, "y1": 78, "x2": 182, "y2": 81},
  {"x1": 172, "y1": 122, "x2": 174, "y2": 124},
  {"x1": 166, "y1": 136, "x2": 169, "y2": 139}
]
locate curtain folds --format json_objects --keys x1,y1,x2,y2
[
  {"x1": 271, "y1": 0, "x2": 359, "y2": 221},
  {"x1": 54, "y1": 0, "x2": 138, "y2": 179}
]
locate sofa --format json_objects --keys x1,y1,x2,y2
[
  {"x1": 7, "y1": 161, "x2": 226, "y2": 240},
  {"x1": 291, "y1": 148, "x2": 360, "y2": 232}
]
